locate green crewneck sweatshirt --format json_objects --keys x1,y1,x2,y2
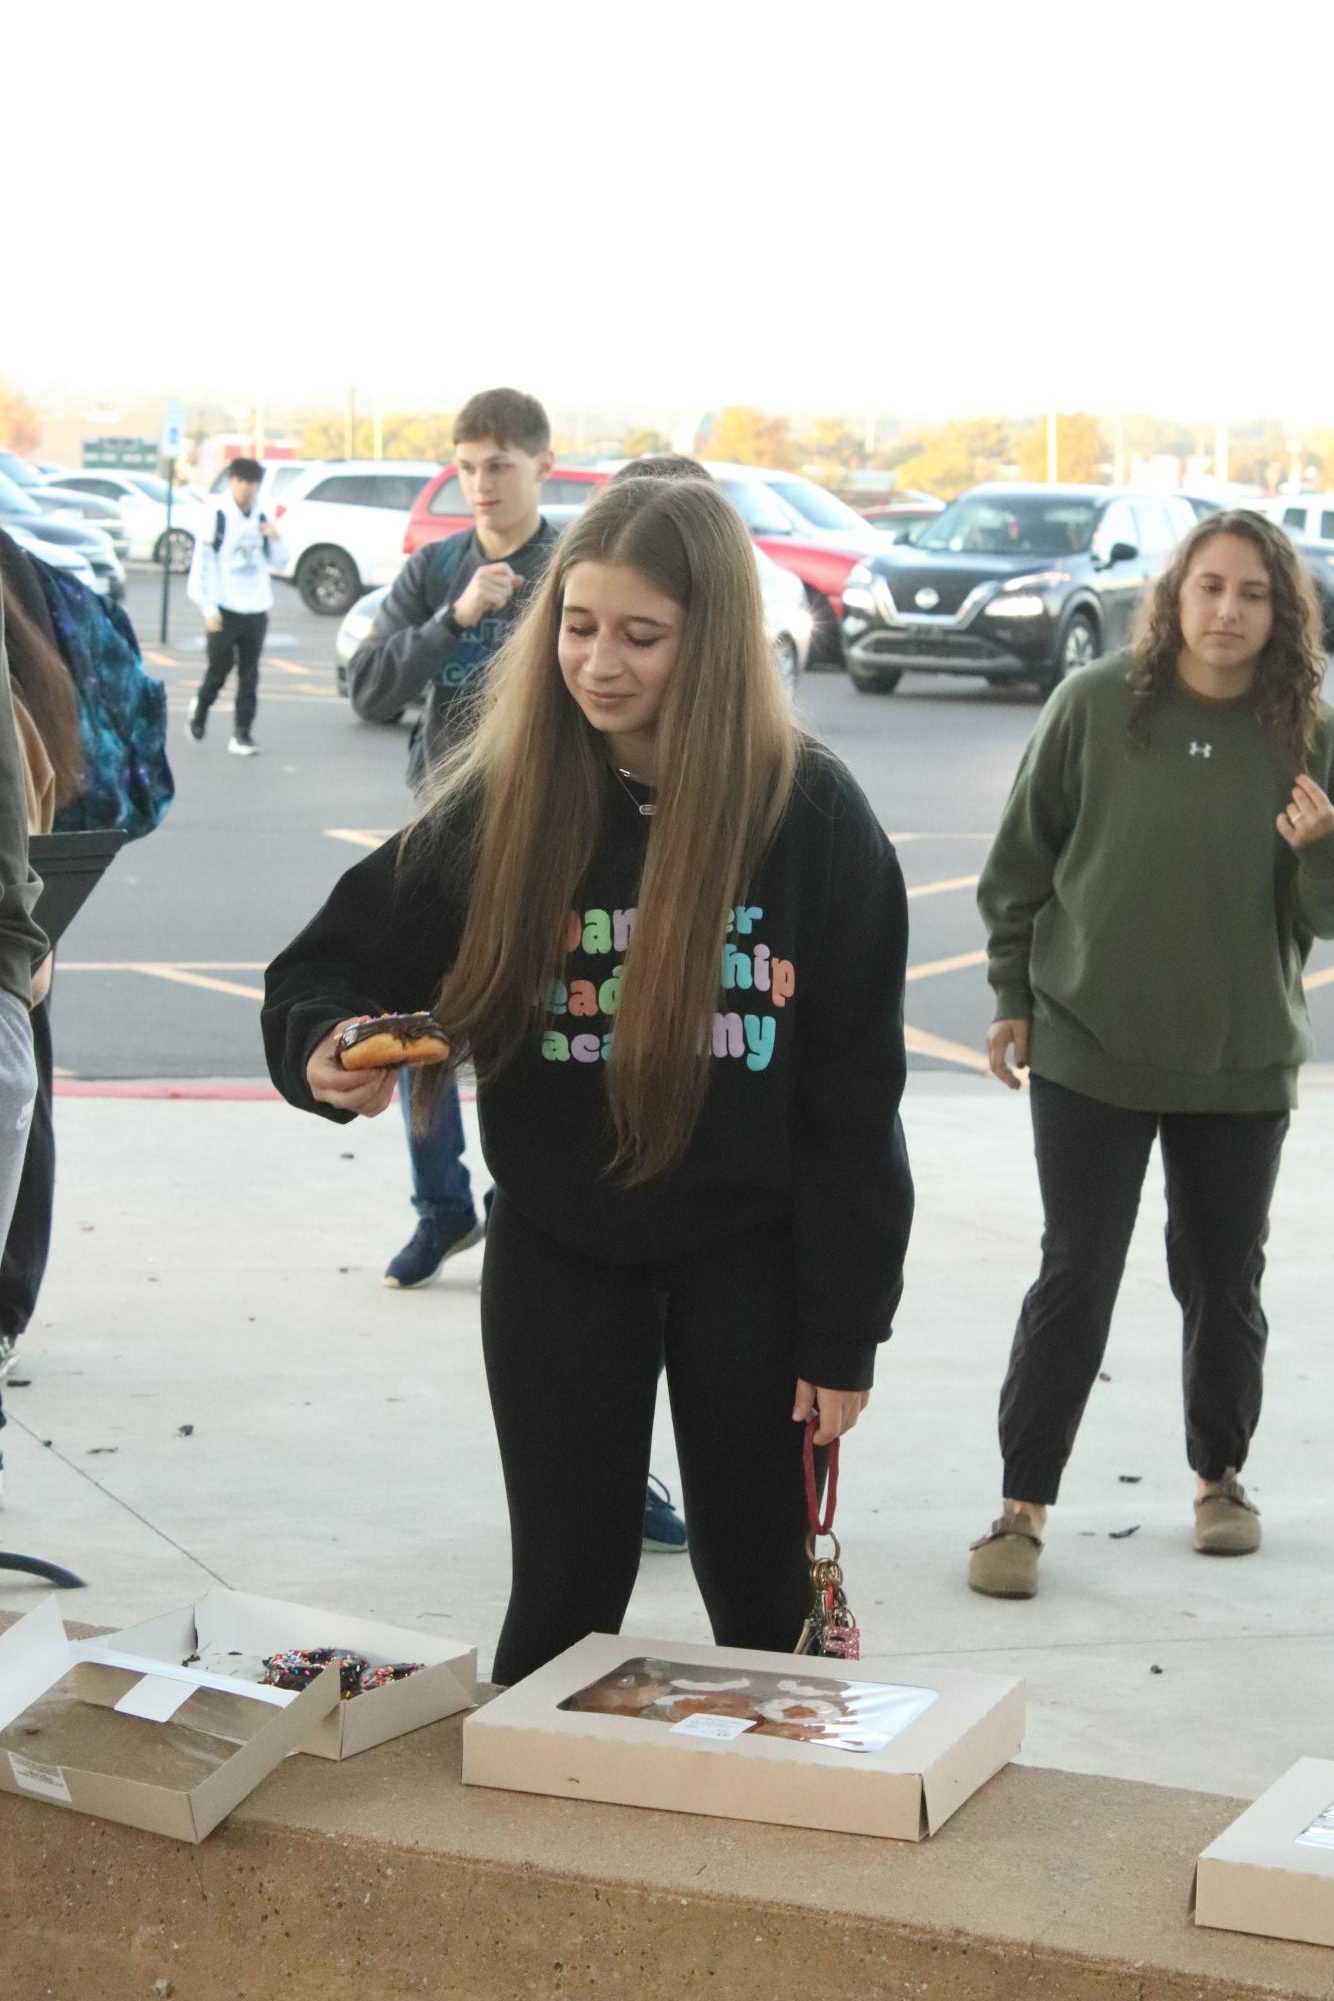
[{"x1": 978, "y1": 654, "x2": 1334, "y2": 1113}]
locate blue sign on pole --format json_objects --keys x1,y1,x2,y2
[{"x1": 160, "y1": 402, "x2": 185, "y2": 459}]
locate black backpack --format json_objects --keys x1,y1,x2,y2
[{"x1": 213, "y1": 508, "x2": 269, "y2": 552}]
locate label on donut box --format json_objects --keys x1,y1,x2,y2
[{"x1": 462, "y1": 1633, "x2": 1024, "y2": 1840}]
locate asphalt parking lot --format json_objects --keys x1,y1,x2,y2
[{"x1": 45, "y1": 568, "x2": 1334, "y2": 1082}]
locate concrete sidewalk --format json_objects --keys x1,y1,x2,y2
[{"x1": 2, "y1": 1071, "x2": 1332, "y2": 1802}]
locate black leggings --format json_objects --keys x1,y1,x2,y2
[
  {"x1": 999, "y1": 1076, "x2": 1289, "y2": 1504},
  {"x1": 481, "y1": 1194, "x2": 822, "y2": 1687}
]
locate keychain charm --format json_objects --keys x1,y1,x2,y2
[{"x1": 795, "y1": 1422, "x2": 862, "y2": 1660}]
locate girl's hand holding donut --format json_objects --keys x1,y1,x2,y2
[
  {"x1": 306, "y1": 1018, "x2": 397, "y2": 1118},
  {"x1": 793, "y1": 1380, "x2": 870, "y2": 1447},
  {"x1": 1277, "y1": 773, "x2": 1334, "y2": 851}
]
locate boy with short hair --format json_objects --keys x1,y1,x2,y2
[
  {"x1": 349, "y1": 389, "x2": 560, "y2": 1283},
  {"x1": 186, "y1": 457, "x2": 287, "y2": 757}
]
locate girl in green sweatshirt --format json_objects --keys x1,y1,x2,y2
[{"x1": 970, "y1": 510, "x2": 1334, "y2": 1599}]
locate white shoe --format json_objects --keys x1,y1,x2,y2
[{"x1": 228, "y1": 733, "x2": 260, "y2": 757}]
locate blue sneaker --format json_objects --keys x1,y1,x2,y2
[
  {"x1": 383, "y1": 1216, "x2": 484, "y2": 1289},
  {"x1": 643, "y1": 1475, "x2": 687, "y2": 1553}
]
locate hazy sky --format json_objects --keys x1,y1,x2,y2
[{"x1": 10, "y1": 0, "x2": 1332, "y2": 424}]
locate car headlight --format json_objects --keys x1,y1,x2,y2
[
  {"x1": 846, "y1": 563, "x2": 873, "y2": 587},
  {"x1": 983, "y1": 571, "x2": 1069, "y2": 618},
  {"x1": 841, "y1": 585, "x2": 875, "y2": 615},
  {"x1": 984, "y1": 594, "x2": 1046, "y2": 618}
]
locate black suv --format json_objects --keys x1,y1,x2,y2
[{"x1": 840, "y1": 483, "x2": 1196, "y2": 695}]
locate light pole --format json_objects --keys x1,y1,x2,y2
[
  {"x1": 1046, "y1": 411, "x2": 1058, "y2": 483},
  {"x1": 1215, "y1": 415, "x2": 1228, "y2": 487}
]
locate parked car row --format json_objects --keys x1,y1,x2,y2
[{"x1": 0, "y1": 468, "x2": 125, "y2": 598}]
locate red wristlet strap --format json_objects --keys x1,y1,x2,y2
[{"x1": 802, "y1": 1417, "x2": 839, "y2": 1536}]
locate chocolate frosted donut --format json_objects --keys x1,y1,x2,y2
[{"x1": 338, "y1": 1012, "x2": 451, "y2": 1071}]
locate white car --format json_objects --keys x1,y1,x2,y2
[
  {"x1": 270, "y1": 461, "x2": 442, "y2": 614},
  {"x1": 1257, "y1": 492, "x2": 1334, "y2": 546},
  {"x1": 41, "y1": 468, "x2": 203, "y2": 570}
]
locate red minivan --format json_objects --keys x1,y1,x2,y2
[{"x1": 404, "y1": 465, "x2": 610, "y2": 555}]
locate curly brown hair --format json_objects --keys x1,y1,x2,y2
[{"x1": 1128, "y1": 510, "x2": 1325, "y2": 765}]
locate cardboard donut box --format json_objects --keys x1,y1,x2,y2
[
  {"x1": 463, "y1": 1632, "x2": 1025, "y2": 1840},
  {"x1": 0, "y1": 1589, "x2": 477, "y2": 1842},
  {"x1": 1195, "y1": 1758, "x2": 1334, "y2": 1949}
]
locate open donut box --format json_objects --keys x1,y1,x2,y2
[{"x1": 463, "y1": 1632, "x2": 1024, "y2": 1840}]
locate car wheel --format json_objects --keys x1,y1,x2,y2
[
  {"x1": 849, "y1": 664, "x2": 904, "y2": 695},
  {"x1": 803, "y1": 587, "x2": 843, "y2": 669},
  {"x1": 297, "y1": 547, "x2": 361, "y2": 616},
  {"x1": 1041, "y1": 610, "x2": 1100, "y2": 694},
  {"x1": 155, "y1": 528, "x2": 195, "y2": 573},
  {"x1": 773, "y1": 633, "x2": 800, "y2": 697}
]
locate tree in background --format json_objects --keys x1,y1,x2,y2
[
  {"x1": 888, "y1": 417, "x2": 1020, "y2": 499},
  {"x1": 0, "y1": 382, "x2": 40, "y2": 456},
  {"x1": 703, "y1": 407, "x2": 797, "y2": 469},
  {"x1": 296, "y1": 412, "x2": 457, "y2": 460},
  {"x1": 621, "y1": 426, "x2": 670, "y2": 458},
  {"x1": 797, "y1": 416, "x2": 864, "y2": 486},
  {"x1": 1016, "y1": 410, "x2": 1107, "y2": 484}
]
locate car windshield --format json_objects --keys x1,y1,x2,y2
[
  {"x1": 915, "y1": 495, "x2": 1099, "y2": 557},
  {"x1": 0, "y1": 450, "x2": 41, "y2": 489},
  {"x1": 763, "y1": 479, "x2": 867, "y2": 533},
  {"x1": 128, "y1": 475, "x2": 172, "y2": 503},
  {"x1": 0, "y1": 469, "x2": 41, "y2": 516}
]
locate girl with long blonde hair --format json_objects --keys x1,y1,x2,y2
[{"x1": 265, "y1": 476, "x2": 913, "y2": 1683}]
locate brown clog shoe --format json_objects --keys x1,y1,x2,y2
[
  {"x1": 968, "y1": 1511, "x2": 1043, "y2": 1598},
  {"x1": 1194, "y1": 1476, "x2": 1261, "y2": 1556}
]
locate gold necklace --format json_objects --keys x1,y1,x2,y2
[{"x1": 612, "y1": 765, "x2": 656, "y2": 818}]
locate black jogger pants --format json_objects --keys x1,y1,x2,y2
[{"x1": 999, "y1": 1076, "x2": 1288, "y2": 1504}]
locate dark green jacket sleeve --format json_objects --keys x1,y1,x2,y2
[
  {"x1": 977, "y1": 686, "x2": 1080, "y2": 1022},
  {"x1": 1293, "y1": 721, "x2": 1334, "y2": 939},
  {"x1": 0, "y1": 599, "x2": 49, "y2": 1006}
]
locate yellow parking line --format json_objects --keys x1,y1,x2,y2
[
  {"x1": 903, "y1": 1024, "x2": 990, "y2": 1074},
  {"x1": 267, "y1": 656, "x2": 319, "y2": 676},
  {"x1": 134, "y1": 965, "x2": 265, "y2": 1001},
  {"x1": 1304, "y1": 965, "x2": 1334, "y2": 993},
  {"x1": 905, "y1": 873, "x2": 980, "y2": 901},
  {"x1": 906, "y1": 949, "x2": 987, "y2": 982}
]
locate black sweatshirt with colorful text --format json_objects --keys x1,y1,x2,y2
[{"x1": 262, "y1": 748, "x2": 914, "y2": 1389}]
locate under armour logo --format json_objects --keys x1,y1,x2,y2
[{"x1": 1189, "y1": 742, "x2": 1213, "y2": 759}]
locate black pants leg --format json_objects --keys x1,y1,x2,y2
[
  {"x1": 197, "y1": 620, "x2": 238, "y2": 714},
  {"x1": 0, "y1": 992, "x2": 53, "y2": 1341},
  {"x1": 999, "y1": 1078, "x2": 1157, "y2": 1504},
  {"x1": 661, "y1": 1222, "x2": 818, "y2": 1654},
  {"x1": 482, "y1": 1196, "x2": 663, "y2": 1687},
  {"x1": 1160, "y1": 1109, "x2": 1288, "y2": 1480},
  {"x1": 231, "y1": 611, "x2": 266, "y2": 735},
  {"x1": 481, "y1": 1197, "x2": 816, "y2": 1686}
]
